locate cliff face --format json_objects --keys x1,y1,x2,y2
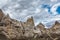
[
  {"x1": 0, "y1": 9, "x2": 5, "y2": 21},
  {"x1": 0, "y1": 9, "x2": 60, "y2": 40}
]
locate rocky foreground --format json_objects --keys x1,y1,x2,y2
[{"x1": 0, "y1": 9, "x2": 60, "y2": 40}]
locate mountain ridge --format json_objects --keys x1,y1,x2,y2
[{"x1": 0, "y1": 9, "x2": 60, "y2": 40}]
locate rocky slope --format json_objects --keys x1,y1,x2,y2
[{"x1": 0, "y1": 9, "x2": 60, "y2": 40}]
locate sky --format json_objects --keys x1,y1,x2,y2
[{"x1": 0, "y1": 0, "x2": 60, "y2": 28}]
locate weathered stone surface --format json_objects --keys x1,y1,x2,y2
[
  {"x1": 49, "y1": 21, "x2": 60, "y2": 33},
  {"x1": 0, "y1": 9, "x2": 60, "y2": 40},
  {"x1": 27, "y1": 16, "x2": 34, "y2": 26},
  {"x1": 36, "y1": 23, "x2": 45, "y2": 30},
  {"x1": 52, "y1": 21, "x2": 60, "y2": 29},
  {"x1": 0, "y1": 9, "x2": 4, "y2": 21}
]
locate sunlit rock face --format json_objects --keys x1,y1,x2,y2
[
  {"x1": 0, "y1": 9, "x2": 60, "y2": 40},
  {"x1": 36, "y1": 23, "x2": 45, "y2": 30},
  {"x1": 0, "y1": 9, "x2": 5, "y2": 21},
  {"x1": 27, "y1": 17, "x2": 35, "y2": 26},
  {"x1": 48, "y1": 21, "x2": 60, "y2": 39},
  {"x1": 21, "y1": 16, "x2": 35, "y2": 30},
  {"x1": 52, "y1": 21, "x2": 60, "y2": 30}
]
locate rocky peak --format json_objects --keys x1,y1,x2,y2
[
  {"x1": 0, "y1": 9, "x2": 60, "y2": 40},
  {"x1": 0, "y1": 9, "x2": 4, "y2": 21},
  {"x1": 27, "y1": 16, "x2": 34, "y2": 26},
  {"x1": 36, "y1": 23, "x2": 45, "y2": 30},
  {"x1": 55, "y1": 21, "x2": 60, "y2": 25},
  {"x1": 21, "y1": 17, "x2": 35, "y2": 30},
  {"x1": 51, "y1": 21, "x2": 60, "y2": 30}
]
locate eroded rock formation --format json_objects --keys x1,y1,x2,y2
[{"x1": 0, "y1": 9, "x2": 60, "y2": 40}]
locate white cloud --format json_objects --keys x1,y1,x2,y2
[
  {"x1": 45, "y1": 8, "x2": 49, "y2": 12},
  {"x1": 0, "y1": 0, "x2": 8, "y2": 8},
  {"x1": 35, "y1": 8, "x2": 41, "y2": 13},
  {"x1": 50, "y1": 0, "x2": 57, "y2": 2},
  {"x1": 51, "y1": 3, "x2": 60, "y2": 15},
  {"x1": 13, "y1": 4, "x2": 20, "y2": 8},
  {"x1": 1, "y1": 0, "x2": 60, "y2": 27}
]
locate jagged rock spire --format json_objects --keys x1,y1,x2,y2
[
  {"x1": 55, "y1": 21, "x2": 60, "y2": 25},
  {"x1": 0, "y1": 11, "x2": 60, "y2": 40},
  {"x1": 51, "y1": 21, "x2": 60, "y2": 30},
  {"x1": 36, "y1": 23, "x2": 45, "y2": 30},
  {"x1": 0, "y1": 9, "x2": 2, "y2": 12},
  {"x1": 0, "y1": 9, "x2": 4, "y2": 21},
  {"x1": 27, "y1": 16, "x2": 34, "y2": 26}
]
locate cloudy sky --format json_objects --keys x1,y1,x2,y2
[{"x1": 0, "y1": 0, "x2": 60, "y2": 27}]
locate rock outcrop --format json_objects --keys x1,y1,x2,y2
[
  {"x1": 0, "y1": 9, "x2": 5, "y2": 21},
  {"x1": 0, "y1": 9, "x2": 60, "y2": 40}
]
